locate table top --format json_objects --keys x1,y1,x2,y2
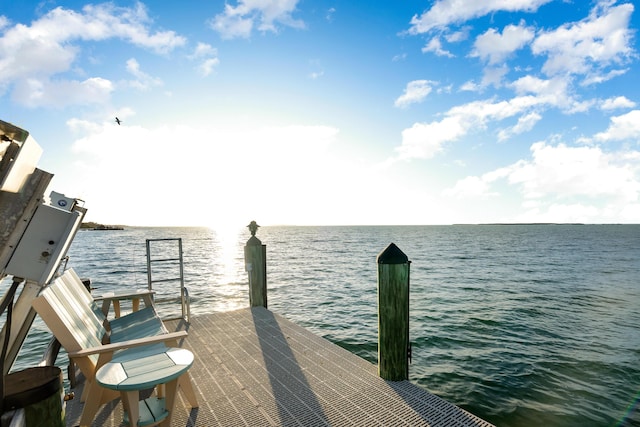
[{"x1": 96, "y1": 346, "x2": 193, "y2": 391}]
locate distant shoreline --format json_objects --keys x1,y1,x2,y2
[
  {"x1": 80, "y1": 222, "x2": 124, "y2": 230},
  {"x1": 453, "y1": 223, "x2": 586, "y2": 226}
]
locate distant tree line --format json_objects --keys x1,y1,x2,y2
[{"x1": 80, "y1": 222, "x2": 124, "y2": 230}]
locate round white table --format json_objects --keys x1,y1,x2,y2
[{"x1": 96, "y1": 346, "x2": 193, "y2": 427}]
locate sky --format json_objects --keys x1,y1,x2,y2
[{"x1": 1, "y1": 0, "x2": 639, "y2": 228}]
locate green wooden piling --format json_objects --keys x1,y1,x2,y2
[
  {"x1": 377, "y1": 243, "x2": 410, "y2": 381},
  {"x1": 244, "y1": 221, "x2": 267, "y2": 308}
]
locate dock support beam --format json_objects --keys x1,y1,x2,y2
[
  {"x1": 377, "y1": 243, "x2": 410, "y2": 381},
  {"x1": 244, "y1": 221, "x2": 267, "y2": 308}
]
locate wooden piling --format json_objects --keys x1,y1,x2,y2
[
  {"x1": 244, "y1": 221, "x2": 267, "y2": 308},
  {"x1": 377, "y1": 243, "x2": 410, "y2": 381}
]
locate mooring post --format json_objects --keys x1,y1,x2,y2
[
  {"x1": 377, "y1": 243, "x2": 410, "y2": 381},
  {"x1": 244, "y1": 220, "x2": 267, "y2": 308}
]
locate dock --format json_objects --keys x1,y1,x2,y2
[{"x1": 65, "y1": 307, "x2": 493, "y2": 426}]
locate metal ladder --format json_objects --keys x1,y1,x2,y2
[{"x1": 145, "y1": 238, "x2": 190, "y2": 322}]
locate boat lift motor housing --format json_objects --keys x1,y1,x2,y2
[{"x1": 4, "y1": 197, "x2": 83, "y2": 285}]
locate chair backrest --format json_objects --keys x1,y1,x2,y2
[
  {"x1": 57, "y1": 268, "x2": 106, "y2": 322},
  {"x1": 32, "y1": 270, "x2": 107, "y2": 369}
]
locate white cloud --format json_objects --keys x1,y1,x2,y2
[
  {"x1": 480, "y1": 66, "x2": 508, "y2": 88},
  {"x1": 396, "y1": 97, "x2": 536, "y2": 159},
  {"x1": 445, "y1": 141, "x2": 640, "y2": 222},
  {"x1": 518, "y1": 203, "x2": 602, "y2": 223},
  {"x1": 125, "y1": 58, "x2": 162, "y2": 90},
  {"x1": 594, "y1": 110, "x2": 640, "y2": 141},
  {"x1": 458, "y1": 67, "x2": 509, "y2": 92},
  {"x1": 601, "y1": 96, "x2": 636, "y2": 110},
  {"x1": 582, "y1": 67, "x2": 629, "y2": 86},
  {"x1": 0, "y1": 16, "x2": 10, "y2": 31},
  {"x1": 448, "y1": 96, "x2": 540, "y2": 124},
  {"x1": 408, "y1": 0, "x2": 552, "y2": 34},
  {"x1": 444, "y1": 163, "x2": 516, "y2": 199},
  {"x1": 190, "y1": 42, "x2": 217, "y2": 59},
  {"x1": 460, "y1": 80, "x2": 480, "y2": 92},
  {"x1": 443, "y1": 175, "x2": 498, "y2": 198},
  {"x1": 510, "y1": 74, "x2": 565, "y2": 96},
  {"x1": 510, "y1": 142, "x2": 640, "y2": 203},
  {"x1": 198, "y1": 58, "x2": 220, "y2": 77},
  {"x1": 565, "y1": 99, "x2": 597, "y2": 114},
  {"x1": 392, "y1": 53, "x2": 407, "y2": 62},
  {"x1": 509, "y1": 75, "x2": 589, "y2": 112},
  {"x1": 531, "y1": 2, "x2": 634, "y2": 78},
  {"x1": 188, "y1": 43, "x2": 220, "y2": 77},
  {"x1": 394, "y1": 80, "x2": 436, "y2": 108},
  {"x1": 62, "y1": 121, "x2": 436, "y2": 226},
  {"x1": 209, "y1": 10, "x2": 253, "y2": 39},
  {"x1": 395, "y1": 91, "x2": 570, "y2": 161},
  {"x1": 498, "y1": 111, "x2": 542, "y2": 141},
  {"x1": 397, "y1": 116, "x2": 466, "y2": 159},
  {"x1": 0, "y1": 28, "x2": 78, "y2": 85},
  {"x1": 12, "y1": 77, "x2": 113, "y2": 107},
  {"x1": 437, "y1": 84, "x2": 453, "y2": 94},
  {"x1": 471, "y1": 21, "x2": 535, "y2": 64},
  {"x1": 326, "y1": 7, "x2": 336, "y2": 22},
  {"x1": 422, "y1": 37, "x2": 454, "y2": 57},
  {"x1": 67, "y1": 117, "x2": 104, "y2": 135},
  {"x1": 210, "y1": 0, "x2": 304, "y2": 40},
  {"x1": 0, "y1": 3, "x2": 185, "y2": 107},
  {"x1": 445, "y1": 27, "x2": 471, "y2": 43},
  {"x1": 23, "y1": 3, "x2": 184, "y2": 53}
]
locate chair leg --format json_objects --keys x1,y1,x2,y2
[
  {"x1": 113, "y1": 300, "x2": 121, "y2": 318},
  {"x1": 80, "y1": 378, "x2": 91, "y2": 402},
  {"x1": 122, "y1": 391, "x2": 139, "y2": 427},
  {"x1": 132, "y1": 297, "x2": 140, "y2": 312},
  {"x1": 159, "y1": 379, "x2": 178, "y2": 427},
  {"x1": 178, "y1": 372, "x2": 199, "y2": 407},
  {"x1": 156, "y1": 383, "x2": 165, "y2": 398},
  {"x1": 79, "y1": 383, "x2": 104, "y2": 427}
]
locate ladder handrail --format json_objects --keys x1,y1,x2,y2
[{"x1": 145, "y1": 238, "x2": 188, "y2": 322}]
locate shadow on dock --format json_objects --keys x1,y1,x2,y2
[{"x1": 252, "y1": 309, "x2": 329, "y2": 425}]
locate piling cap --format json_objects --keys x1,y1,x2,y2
[
  {"x1": 247, "y1": 220, "x2": 260, "y2": 236},
  {"x1": 247, "y1": 220, "x2": 262, "y2": 245},
  {"x1": 377, "y1": 243, "x2": 408, "y2": 264},
  {"x1": 246, "y1": 235, "x2": 262, "y2": 245}
]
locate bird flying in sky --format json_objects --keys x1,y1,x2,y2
[{"x1": 115, "y1": 117, "x2": 121, "y2": 125}]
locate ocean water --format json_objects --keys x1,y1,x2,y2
[{"x1": 5, "y1": 225, "x2": 640, "y2": 427}]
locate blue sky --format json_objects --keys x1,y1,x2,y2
[{"x1": 1, "y1": 0, "x2": 639, "y2": 227}]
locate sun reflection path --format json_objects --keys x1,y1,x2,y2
[{"x1": 209, "y1": 222, "x2": 247, "y2": 288}]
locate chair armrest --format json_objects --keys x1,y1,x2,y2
[
  {"x1": 94, "y1": 290, "x2": 156, "y2": 317},
  {"x1": 67, "y1": 331, "x2": 188, "y2": 359},
  {"x1": 93, "y1": 290, "x2": 155, "y2": 301}
]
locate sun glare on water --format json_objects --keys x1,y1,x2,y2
[{"x1": 209, "y1": 218, "x2": 247, "y2": 287}]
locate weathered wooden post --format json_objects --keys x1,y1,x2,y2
[
  {"x1": 244, "y1": 220, "x2": 267, "y2": 308},
  {"x1": 377, "y1": 243, "x2": 410, "y2": 381}
]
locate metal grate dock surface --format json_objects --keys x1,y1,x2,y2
[{"x1": 65, "y1": 307, "x2": 493, "y2": 426}]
